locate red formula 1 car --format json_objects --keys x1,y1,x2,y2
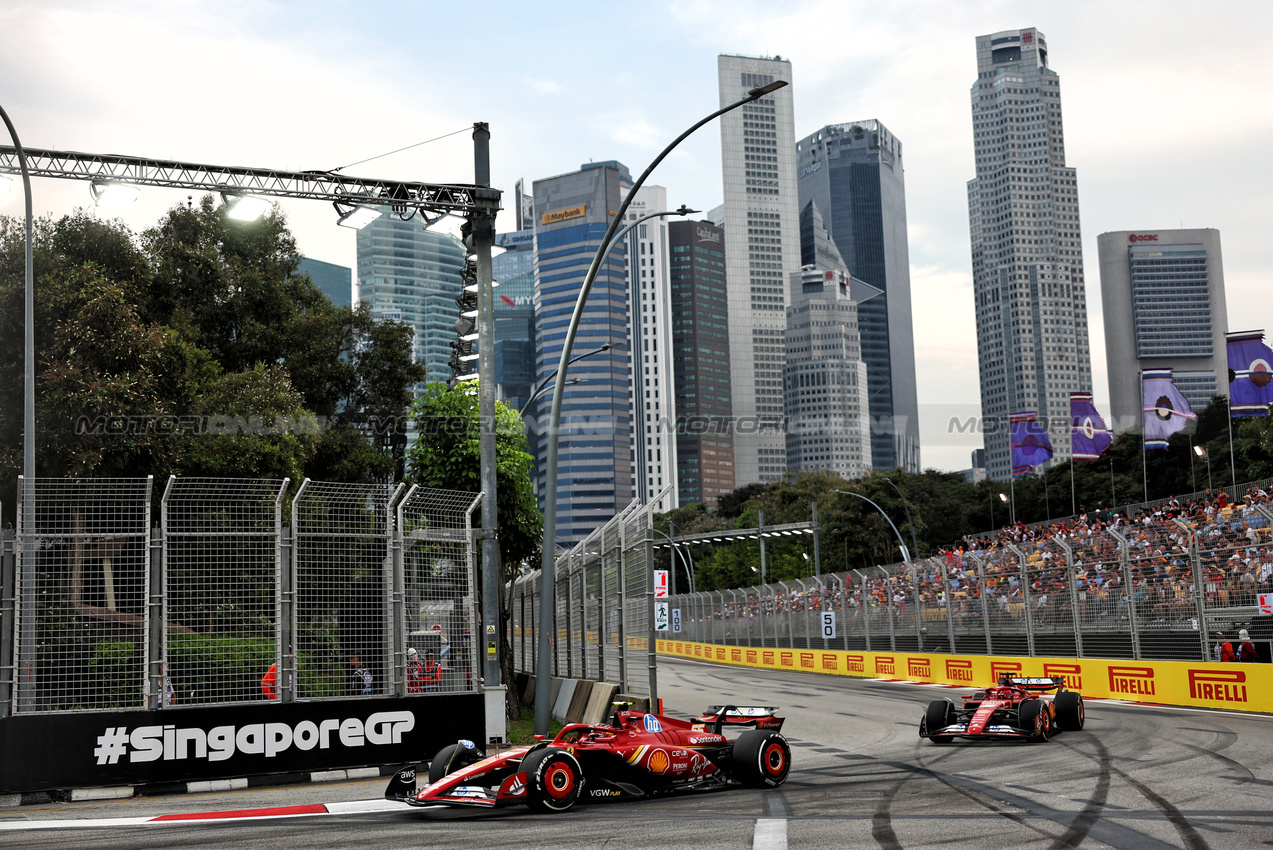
[
  {"x1": 385, "y1": 704, "x2": 791, "y2": 813},
  {"x1": 919, "y1": 676, "x2": 1085, "y2": 744}
]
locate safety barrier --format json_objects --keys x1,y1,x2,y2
[{"x1": 658, "y1": 639, "x2": 1273, "y2": 713}]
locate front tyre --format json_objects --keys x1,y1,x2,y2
[
  {"x1": 924, "y1": 699, "x2": 956, "y2": 744},
  {"x1": 731, "y1": 730, "x2": 791, "y2": 788},
  {"x1": 428, "y1": 741, "x2": 482, "y2": 784},
  {"x1": 1054, "y1": 691, "x2": 1085, "y2": 731},
  {"x1": 522, "y1": 748, "x2": 583, "y2": 813}
]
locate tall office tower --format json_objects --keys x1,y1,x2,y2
[
  {"x1": 625, "y1": 185, "x2": 678, "y2": 511},
  {"x1": 784, "y1": 205, "x2": 872, "y2": 478},
  {"x1": 967, "y1": 28, "x2": 1093, "y2": 480},
  {"x1": 492, "y1": 228, "x2": 536, "y2": 411},
  {"x1": 797, "y1": 120, "x2": 920, "y2": 472},
  {"x1": 532, "y1": 162, "x2": 635, "y2": 542},
  {"x1": 669, "y1": 219, "x2": 735, "y2": 508},
  {"x1": 357, "y1": 214, "x2": 466, "y2": 383},
  {"x1": 1098, "y1": 229, "x2": 1227, "y2": 431},
  {"x1": 298, "y1": 257, "x2": 353, "y2": 307},
  {"x1": 717, "y1": 54, "x2": 801, "y2": 484}
]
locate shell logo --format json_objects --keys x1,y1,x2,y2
[{"x1": 648, "y1": 749, "x2": 670, "y2": 774}]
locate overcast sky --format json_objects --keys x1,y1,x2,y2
[{"x1": 4, "y1": 1, "x2": 1271, "y2": 471}]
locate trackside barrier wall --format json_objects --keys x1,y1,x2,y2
[
  {"x1": 658, "y1": 639, "x2": 1273, "y2": 713},
  {"x1": 0, "y1": 477, "x2": 486, "y2": 793}
]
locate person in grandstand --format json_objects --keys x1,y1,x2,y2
[
  {"x1": 261, "y1": 663, "x2": 278, "y2": 700},
  {"x1": 420, "y1": 649, "x2": 443, "y2": 692},
  {"x1": 1215, "y1": 632, "x2": 1238, "y2": 663}
]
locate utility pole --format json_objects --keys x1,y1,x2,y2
[{"x1": 472, "y1": 123, "x2": 501, "y2": 688}]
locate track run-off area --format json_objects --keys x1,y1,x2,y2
[{"x1": 3, "y1": 655, "x2": 1271, "y2": 849}]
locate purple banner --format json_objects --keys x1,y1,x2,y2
[
  {"x1": 1227, "y1": 329, "x2": 1273, "y2": 417},
  {"x1": 1011, "y1": 411, "x2": 1053, "y2": 477},
  {"x1": 1142, "y1": 368, "x2": 1196, "y2": 449},
  {"x1": 1070, "y1": 391, "x2": 1112, "y2": 461}
]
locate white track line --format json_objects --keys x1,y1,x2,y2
[{"x1": 752, "y1": 817, "x2": 788, "y2": 850}]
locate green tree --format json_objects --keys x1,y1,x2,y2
[{"x1": 405, "y1": 381, "x2": 542, "y2": 719}]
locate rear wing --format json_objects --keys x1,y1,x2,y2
[
  {"x1": 691, "y1": 705, "x2": 784, "y2": 732},
  {"x1": 1000, "y1": 676, "x2": 1065, "y2": 692}
]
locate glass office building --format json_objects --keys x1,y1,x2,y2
[
  {"x1": 533, "y1": 162, "x2": 635, "y2": 543},
  {"x1": 297, "y1": 257, "x2": 353, "y2": 307}
]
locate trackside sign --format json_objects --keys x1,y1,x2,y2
[
  {"x1": 0, "y1": 694, "x2": 482, "y2": 794},
  {"x1": 655, "y1": 640, "x2": 1273, "y2": 714}
]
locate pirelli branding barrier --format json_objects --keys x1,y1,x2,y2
[{"x1": 657, "y1": 640, "x2": 1273, "y2": 714}]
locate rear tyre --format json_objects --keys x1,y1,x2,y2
[
  {"x1": 522, "y1": 748, "x2": 583, "y2": 813},
  {"x1": 1018, "y1": 699, "x2": 1050, "y2": 742},
  {"x1": 731, "y1": 730, "x2": 791, "y2": 788},
  {"x1": 924, "y1": 699, "x2": 956, "y2": 744},
  {"x1": 1055, "y1": 691, "x2": 1085, "y2": 731},
  {"x1": 428, "y1": 741, "x2": 482, "y2": 784}
]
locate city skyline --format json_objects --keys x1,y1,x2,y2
[{"x1": 4, "y1": 2, "x2": 1272, "y2": 472}]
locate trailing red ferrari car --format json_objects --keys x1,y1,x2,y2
[
  {"x1": 385, "y1": 703, "x2": 791, "y2": 813},
  {"x1": 919, "y1": 676, "x2": 1085, "y2": 743}
]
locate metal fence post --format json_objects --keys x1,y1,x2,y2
[
  {"x1": 1173, "y1": 518, "x2": 1207, "y2": 661},
  {"x1": 1054, "y1": 535, "x2": 1083, "y2": 658},
  {"x1": 147, "y1": 524, "x2": 163, "y2": 710},
  {"x1": 969, "y1": 552, "x2": 993, "y2": 655},
  {"x1": 279, "y1": 524, "x2": 294, "y2": 702},
  {"x1": 390, "y1": 485, "x2": 413, "y2": 698},
  {"x1": 1008, "y1": 544, "x2": 1037, "y2": 657},
  {"x1": 645, "y1": 514, "x2": 658, "y2": 708},
  {"x1": 618, "y1": 522, "x2": 628, "y2": 691},
  {"x1": 0, "y1": 530, "x2": 13, "y2": 717},
  {"x1": 1108, "y1": 528, "x2": 1141, "y2": 660},
  {"x1": 938, "y1": 558, "x2": 958, "y2": 655}
]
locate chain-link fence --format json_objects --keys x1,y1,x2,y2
[
  {"x1": 5, "y1": 477, "x2": 480, "y2": 715},
  {"x1": 510, "y1": 489, "x2": 664, "y2": 697},
  {"x1": 669, "y1": 499, "x2": 1273, "y2": 663}
]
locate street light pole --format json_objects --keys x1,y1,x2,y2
[
  {"x1": 533, "y1": 79, "x2": 787, "y2": 736},
  {"x1": 835, "y1": 490, "x2": 911, "y2": 568},
  {"x1": 523, "y1": 342, "x2": 622, "y2": 411},
  {"x1": 882, "y1": 476, "x2": 920, "y2": 564}
]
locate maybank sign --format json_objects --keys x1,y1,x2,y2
[
  {"x1": 658, "y1": 640, "x2": 1273, "y2": 713},
  {"x1": 541, "y1": 204, "x2": 587, "y2": 225}
]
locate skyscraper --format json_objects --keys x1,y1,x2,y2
[
  {"x1": 669, "y1": 219, "x2": 735, "y2": 508},
  {"x1": 717, "y1": 54, "x2": 801, "y2": 485},
  {"x1": 492, "y1": 228, "x2": 536, "y2": 411},
  {"x1": 797, "y1": 120, "x2": 919, "y2": 472},
  {"x1": 1098, "y1": 229, "x2": 1227, "y2": 431},
  {"x1": 625, "y1": 185, "x2": 678, "y2": 511},
  {"x1": 297, "y1": 257, "x2": 353, "y2": 307},
  {"x1": 967, "y1": 28, "x2": 1093, "y2": 480},
  {"x1": 357, "y1": 214, "x2": 466, "y2": 384},
  {"x1": 532, "y1": 162, "x2": 634, "y2": 542}
]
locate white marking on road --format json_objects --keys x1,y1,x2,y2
[{"x1": 753, "y1": 817, "x2": 787, "y2": 850}]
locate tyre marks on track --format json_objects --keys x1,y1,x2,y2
[
  {"x1": 869, "y1": 780, "x2": 903, "y2": 850},
  {"x1": 1046, "y1": 737, "x2": 1110, "y2": 850}
]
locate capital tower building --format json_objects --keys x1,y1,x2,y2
[
  {"x1": 717, "y1": 54, "x2": 801, "y2": 485},
  {"x1": 967, "y1": 28, "x2": 1093, "y2": 480}
]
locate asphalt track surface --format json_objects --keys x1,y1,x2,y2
[{"x1": 3, "y1": 656, "x2": 1271, "y2": 849}]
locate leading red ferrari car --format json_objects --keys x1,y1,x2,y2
[
  {"x1": 386, "y1": 704, "x2": 791, "y2": 813},
  {"x1": 919, "y1": 676, "x2": 1085, "y2": 743}
]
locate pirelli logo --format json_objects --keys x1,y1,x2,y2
[
  {"x1": 675, "y1": 643, "x2": 683, "y2": 653},
  {"x1": 694, "y1": 645, "x2": 702, "y2": 657},
  {"x1": 746, "y1": 650, "x2": 758, "y2": 664},
  {"x1": 762, "y1": 651, "x2": 775, "y2": 666},
  {"x1": 780, "y1": 652, "x2": 793, "y2": 667},
  {"x1": 1108, "y1": 665, "x2": 1156, "y2": 696},
  {"x1": 876, "y1": 656, "x2": 896, "y2": 676},
  {"x1": 731, "y1": 649, "x2": 742, "y2": 662},
  {"x1": 822, "y1": 653, "x2": 838, "y2": 671},
  {"x1": 1044, "y1": 663, "x2": 1083, "y2": 691},
  {"x1": 946, "y1": 659, "x2": 974, "y2": 683},
  {"x1": 800, "y1": 652, "x2": 815, "y2": 669},
  {"x1": 540, "y1": 204, "x2": 586, "y2": 225},
  {"x1": 908, "y1": 658, "x2": 932, "y2": 679},
  {"x1": 1188, "y1": 669, "x2": 1248, "y2": 703},
  {"x1": 846, "y1": 654, "x2": 865, "y2": 673},
  {"x1": 991, "y1": 661, "x2": 1022, "y2": 681},
  {"x1": 715, "y1": 648, "x2": 726, "y2": 660}
]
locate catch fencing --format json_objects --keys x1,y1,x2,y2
[
  {"x1": 509, "y1": 488, "x2": 666, "y2": 698},
  {"x1": 2, "y1": 476, "x2": 480, "y2": 716},
  {"x1": 667, "y1": 503, "x2": 1273, "y2": 664}
]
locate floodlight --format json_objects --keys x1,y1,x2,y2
[
  {"x1": 223, "y1": 193, "x2": 271, "y2": 221},
  {"x1": 90, "y1": 181, "x2": 140, "y2": 209},
  {"x1": 334, "y1": 202, "x2": 382, "y2": 230},
  {"x1": 456, "y1": 372, "x2": 479, "y2": 382}
]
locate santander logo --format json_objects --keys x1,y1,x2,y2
[{"x1": 1129, "y1": 234, "x2": 1158, "y2": 242}]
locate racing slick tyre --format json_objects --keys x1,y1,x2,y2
[
  {"x1": 731, "y1": 730, "x2": 792, "y2": 788},
  {"x1": 428, "y1": 741, "x2": 483, "y2": 784},
  {"x1": 1018, "y1": 699, "x2": 1051, "y2": 742},
  {"x1": 924, "y1": 699, "x2": 956, "y2": 744},
  {"x1": 522, "y1": 748, "x2": 583, "y2": 813},
  {"x1": 1055, "y1": 690, "x2": 1085, "y2": 731}
]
